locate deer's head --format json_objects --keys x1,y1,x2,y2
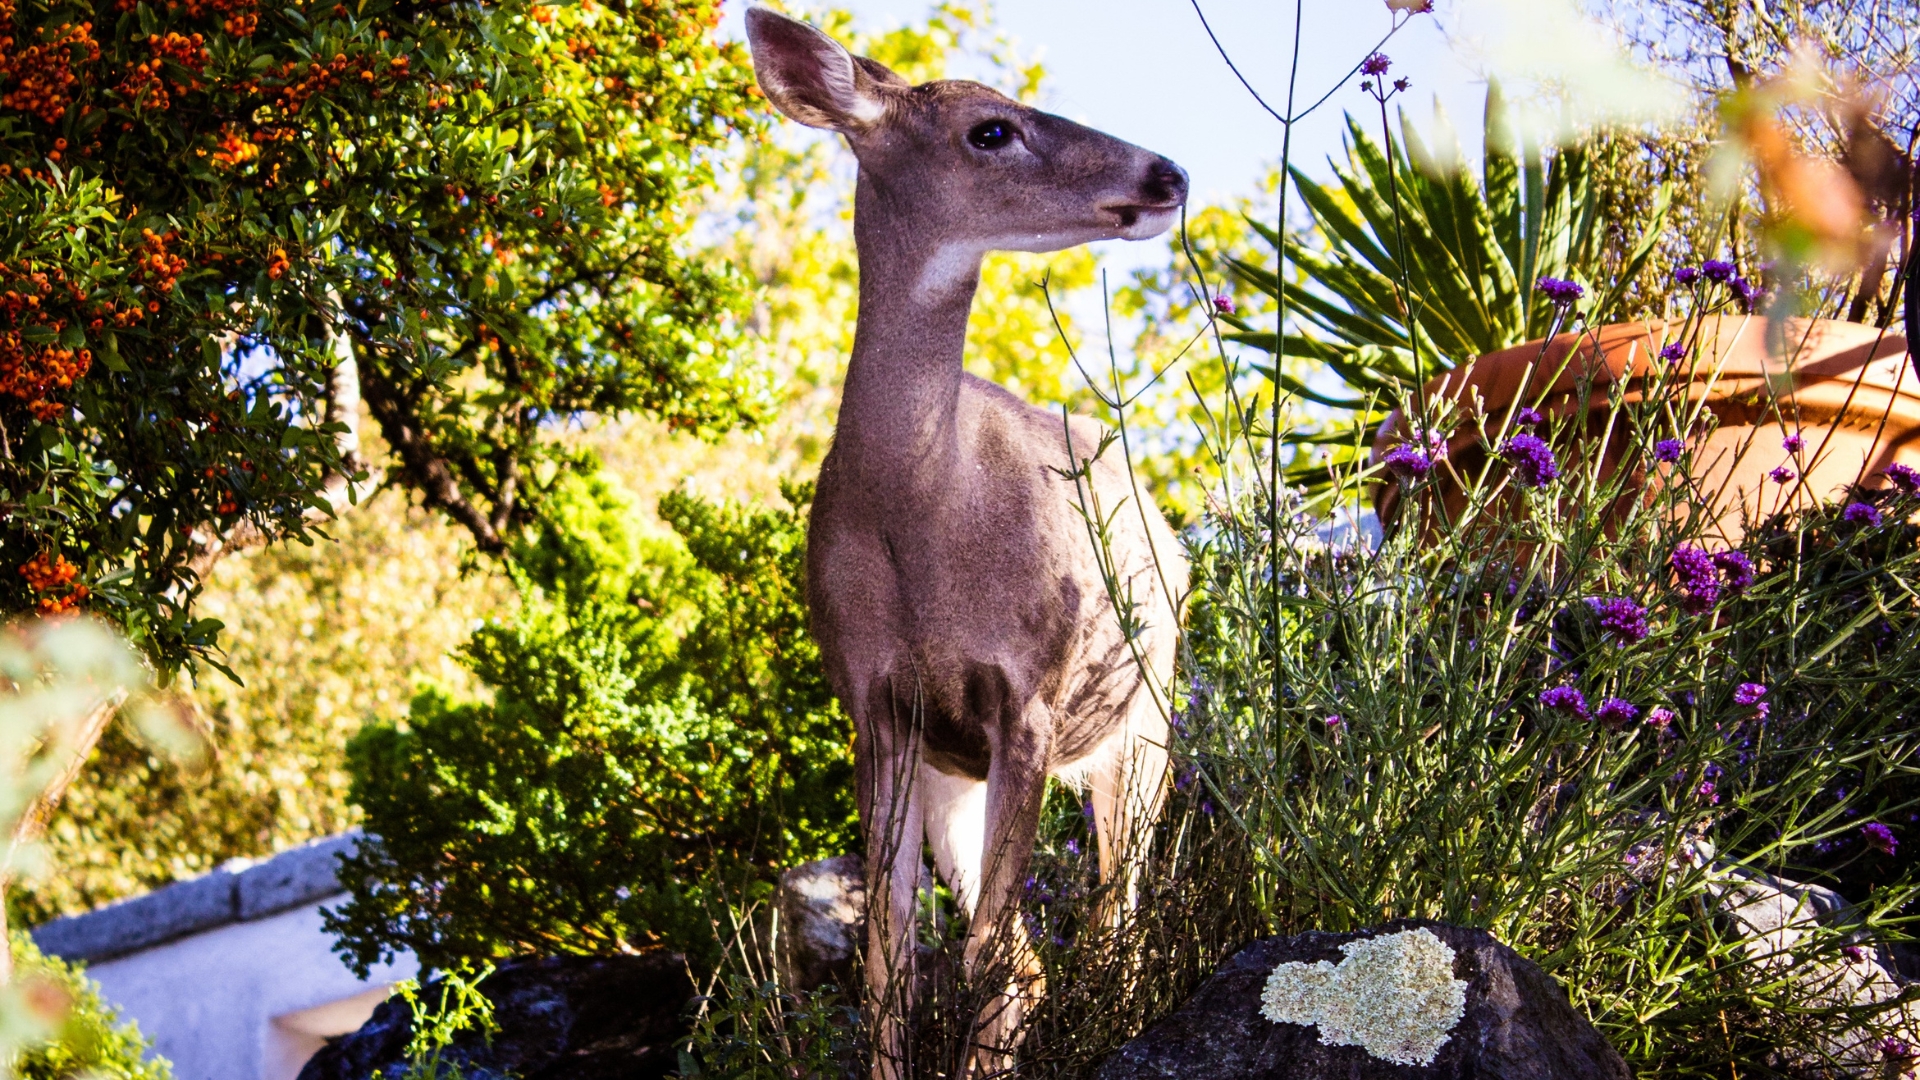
[{"x1": 745, "y1": 8, "x2": 1188, "y2": 265}]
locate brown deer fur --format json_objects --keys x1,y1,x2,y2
[{"x1": 744, "y1": 10, "x2": 1188, "y2": 1075}]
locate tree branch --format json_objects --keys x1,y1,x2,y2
[
  {"x1": 356, "y1": 348, "x2": 507, "y2": 554},
  {"x1": 187, "y1": 326, "x2": 383, "y2": 577}
]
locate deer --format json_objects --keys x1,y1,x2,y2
[{"x1": 744, "y1": 9, "x2": 1188, "y2": 1077}]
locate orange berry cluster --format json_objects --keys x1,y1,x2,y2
[
  {"x1": 265, "y1": 247, "x2": 289, "y2": 279},
  {"x1": 116, "y1": 31, "x2": 208, "y2": 112},
  {"x1": 19, "y1": 551, "x2": 87, "y2": 613},
  {"x1": 0, "y1": 334, "x2": 90, "y2": 420},
  {"x1": 251, "y1": 50, "x2": 412, "y2": 117},
  {"x1": 133, "y1": 229, "x2": 186, "y2": 295},
  {"x1": 172, "y1": 0, "x2": 258, "y2": 37},
  {"x1": 0, "y1": 21, "x2": 101, "y2": 125},
  {"x1": 0, "y1": 259, "x2": 92, "y2": 421},
  {"x1": 208, "y1": 122, "x2": 259, "y2": 168}
]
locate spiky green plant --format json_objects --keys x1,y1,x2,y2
[{"x1": 1227, "y1": 85, "x2": 1670, "y2": 493}]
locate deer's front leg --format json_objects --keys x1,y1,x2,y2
[
  {"x1": 856, "y1": 683, "x2": 924, "y2": 1080},
  {"x1": 968, "y1": 700, "x2": 1052, "y2": 1073}
]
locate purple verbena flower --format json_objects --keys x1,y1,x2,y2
[
  {"x1": 1885, "y1": 462, "x2": 1920, "y2": 495},
  {"x1": 1535, "y1": 276, "x2": 1584, "y2": 306},
  {"x1": 1595, "y1": 697, "x2": 1640, "y2": 729},
  {"x1": 1540, "y1": 685, "x2": 1590, "y2": 719},
  {"x1": 1702, "y1": 259, "x2": 1737, "y2": 283},
  {"x1": 1863, "y1": 822, "x2": 1898, "y2": 856},
  {"x1": 1660, "y1": 341, "x2": 1688, "y2": 363},
  {"x1": 1731, "y1": 276, "x2": 1761, "y2": 307},
  {"x1": 1513, "y1": 406, "x2": 1545, "y2": 427},
  {"x1": 1882, "y1": 1035, "x2": 1914, "y2": 1060},
  {"x1": 1712, "y1": 550, "x2": 1755, "y2": 592},
  {"x1": 1842, "y1": 944, "x2": 1865, "y2": 963},
  {"x1": 1586, "y1": 596, "x2": 1649, "y2": 643},
  {"x1": 1673, "y1": 266, "x2": 1700, "y2": 286},
  {"x1": 1360, "y1": 52, "x2": 1392, "y2": 76},
  {"x1": 1645, "y1": 706, "x2": 1676, "y2": 732},
  {"x1": 1769, "y1": 465, "x2": 1796, "y2": 484},
  {"x1": 1654, "y1": 438, "x2": 1685, "y2": 462},
  {"x1": 1733, "y1": 682, "x2": 1768, "y2": 706},
  {"x1": 1212, "y1": 293, "x2": 1236, "y2": 315},
  {"x1": 1671, "y1": 545, "x2": 1720, "y2": 614},
  {"x1": 1697, "y1": 779, "x2": 1719, "y2": 804},
  {"x1": 1782, "y1": 432, "x2": 1805, "y2": 453},
  {"x1": 1501, "y1": 433, "x2": 1560, "y2": 487},
  {"x1": 1324, "y1": 714, "x2": 1345, "y2": 728},
  {"x1": 1393, "y1": 77, "x2": 1411, "y2": 92},
  {"x1": 1843, "y1": 501, "x2": 1883, "y2": 528},
  {"x1": 1383, "y1": 444, "x2": 1433, "y2": 478}
]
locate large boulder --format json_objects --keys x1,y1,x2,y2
[
  {"x1": 776, "y1": 853, "x2": 865, "y2": 995},
  {"x1": 1708, "y1": 862, "x2": 1919, "y2": 1071},
  {"x1": 1098, "y1": 920, "x2": 1628, "y2": 1080},
  {"x1": 297, "y1": 952, "x2": 695, "y2": 1080}
]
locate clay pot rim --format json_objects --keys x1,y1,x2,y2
[{"x1": 1372, "y1": 316, "x2": 1916, "y2": 461}]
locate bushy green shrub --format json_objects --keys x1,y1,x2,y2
[
  {"x1": 324, "y1": 475, "x2": 856, "y2": 975},
  {"x1": 10, "y1": 933, "x2": 170, "y2": 1080}
]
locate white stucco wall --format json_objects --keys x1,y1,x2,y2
[{"x1": 83, "y1": 898, "x2": 418, "y2": 1080}]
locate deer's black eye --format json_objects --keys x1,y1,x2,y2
[{"x1": 967, "y1": 120, "x2": 1013, "y2": 150}]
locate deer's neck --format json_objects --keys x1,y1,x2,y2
[{"x1": 835, "y1": 180, "x2": 981, "y2": 479}]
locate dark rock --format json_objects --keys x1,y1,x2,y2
[
  {"x1": 1098, "y1": 920, "x2": 1629, "y2": 1080},
  {"x1": 776, "y1": 854, "x2": 865, "y2": 995},
  {"x1": 297, "y1": 952, "x2": 695, "y2": 1080}
]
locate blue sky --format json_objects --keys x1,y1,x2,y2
[{"x1": 723, "y1": 0, "x2": 1495, "y2": 270}]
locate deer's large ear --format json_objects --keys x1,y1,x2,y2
[{"x1": 746, "y1": 8, "x2": 892, "y2": 130}]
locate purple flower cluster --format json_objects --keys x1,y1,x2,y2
[
  {"x1": 1540, "y1": 685, "x2": 1589, "y2": 719},
  {"x1": 1671, "y1": 545, "x2": 1721, "y2": 614},
  {"x1": 1698, "y1": 763, "x2": 1723, "y2": 805},
  {"x1": 1769, "y1": 465, "x2": 1796, "y2": 484},
  {"x1": 1713, "y1": 550, "x2": 1755, "y2": 592},
  {"x1": 1501, "y1": 433, "x2": 1559, "y2": 487},
  {"x1": 1645, "y1": 706, "x2": 1676, "y2": 732},
  {"x1": 1513, "y1": 406, "x2": 1545, "y2": 427},
  {"x1": 1842, "y1": 501, "x2": 1883, "y2": 528},
  {"x1": 1886, "y1": 463, "x2": 1920, "y2": 495},
  {"x1": 1383, "y1": 443, "x2": 1434, "y2": 478},
  {"x1": 1212, "y1": 293, "x2": 1236, "y2": 315},
  {"x1": 1586, "y1": 596, "x2": 1649, "y2": 643},
  {"x1": 1360, "y1": 52, "x2": 1392, "y2": 75},
  {"x1": 1673, "y1": 266, "x2": 1700, "y2": 286},
  {"x1": 1595, "y1": 697, "x2": 1640, "y2": 729},
  {"x1": 1702, "y1": 259, "x2": 1736, "y2": 283},
  {"x1": 1535, "y1": 276, "x2": 1584, "y2": 306},
  {"x1": 1654, "y1": 438, "x2": 1685, "y2": 463},
  {"x1": 1659, "y1": 341, "x2": 1688, "y2": 363},
  {"x1": 1734, "y1": 681, "x2": 1769, "y2": 721},
  {"x1": 1731, "y1": 277, "x2": 1761, "y2": 307},
  {"x1": 1782, "y1": 432, "x2": 1805, "y2": 453},
  {"x1": 1862, "y1": 822, "x2": 1899, "y2": 857},
  {"x1": 1882, "y1": 1036, "x2": 1914, "y2": 1061}
]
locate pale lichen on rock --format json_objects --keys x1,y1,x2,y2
[{"x1": 1259, "y1": 926, "x2": 1468, "y2": 1066}]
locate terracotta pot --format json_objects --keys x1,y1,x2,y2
[{"x1": 1371, "y1": 316, "x2": 1920, "y2": 542}]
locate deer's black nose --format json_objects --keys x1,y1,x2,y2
[{"x1": 1141, "y1": 157, "x2": 1189, "y2": 206}]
